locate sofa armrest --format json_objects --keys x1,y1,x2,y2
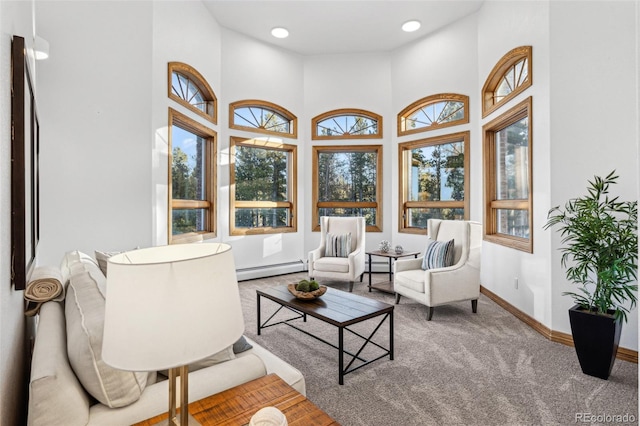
[
  {"x1": 238, "y1": 337, "x2": 306, "y2": 396},
  {"x1": 88, "y1": 354, "x2": 267, "y2": 425}
]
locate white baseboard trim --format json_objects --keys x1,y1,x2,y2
[{"x1": 237, "y1": 260, "x2": 305, "y2": 281}]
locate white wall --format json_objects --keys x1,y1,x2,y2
[
  {"x1": 37, "y1": 1, "x2": 154, "y2": 265},
  {"x1": 1, "y1": 2, "x2": 38, "y2": 423},
  {"x1": 220, "y1": 30, "x2": 307, "y2": 272},
  {"x1": 151, "y1": 0, "x2": 223, "y2": 247},
  {"x1": 390, "y1": 14, "x2": 480, "y2": 254},
  {"x1": 477, "y1": 0, "x2": 554, "y2": 329},
  {"x1": 303, "y1": 52, "x2": 393, "y2": 257},
  {"x1": 548, "y1": 0, "x2": 639, "y2": 349}
]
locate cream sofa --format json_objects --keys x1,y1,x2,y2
[{"x1": 28, "y1": 251, "x2": 305, "y2": 426}]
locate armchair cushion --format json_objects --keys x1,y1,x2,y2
[
  {"x1": 313, "y1": 256, "x2": 350, "y2": 273},
  {"x1": 421, "y1": 238, "x2": 455, "y2": 270},
  {"x1": 325, "y1": 233, "x2": 352, "y2": 257}
]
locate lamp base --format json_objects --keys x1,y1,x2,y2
[
  {"x1": 149, "y1": 412, "x2": 199, "y2": 426},
  {"x1": 165, "y1": 366, "x2": 200, "y2": 426}
]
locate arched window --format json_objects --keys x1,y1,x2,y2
[
  {"x1": 168, "y1": 62, "x2": 217, "y2": 124},
  {"x1": 482, "y1": 46, "x2": 532, "y2": 117},
  {"x1": 229, "y1": 100, "x2": 297, "y2": 138},
  {"x1": 312, "y1": 109, "x2": 382, "y2": 140},
  {"x1": 398, "y1": 94, "x2": 469, "y2": 136}
]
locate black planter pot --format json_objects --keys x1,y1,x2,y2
[{"x1": 568, "y1": 304, "x2": 622, "y2": 380}]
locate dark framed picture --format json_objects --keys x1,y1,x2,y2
[{"x1": 12, "y1": 35, "x2": 40, "y2": 291}]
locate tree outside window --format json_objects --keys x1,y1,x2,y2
[
  {"x1": 169, "y1": 108, "x2": 216, "y2": 243},
  {"x1": 312, "y1": 145, "x2": 382, "y2": 232},
  {"x1": 230, "y1": 137, "x2": 297, "y2": 235},
  {"x1": 483, "y1": 97, "x2": 533, "y2": 252},
  {"x1": 399, "y1": 132, "x2": 469, "y2": 234}
]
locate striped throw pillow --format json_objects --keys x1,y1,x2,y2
[
  {"x1": 421, "y1": 238, "x2": 455, "y2": 270},
  {"x1": 325, "y1": 233, "x2": 352, "y2": 257}
]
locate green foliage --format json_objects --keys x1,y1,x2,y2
[
  {"x1": 296, "y1": 281, "x2": 311, "y2": 292},
  {"x1": 308, "y1": 280, "x2": 320, "y2": 291},
  {"x1": 544, "y1": 171, "x2": 638, "y2": 322}
]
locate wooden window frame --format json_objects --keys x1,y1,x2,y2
[
  {"x1": 312, "y1": 145, "x2": 383, "y2": 232},
  {"x1": 311, "y1": 108, "x2": 383, "y2": 140},
  {"x1": 482, "y1": 46, "x2": 532, "y2": 118},
  {"x1": 483, "y1": 97, "x2": 533, "y2": 253},
  {"x1": 168, "y1": 62, "x2": 217, "y2": 125},
  {"x1": 398, "y1": 132, "x2": 470, "y2": 234},
  {"x1": 229, "y1": 100, "x2": 297, "y2": 139},
  {"x1": 168, "y1": 108, "x2": 217, "y2": 244},
  {"x1": 397, "y1": 94, "x2": 469, "y2": 137},
  {"x1": 229, "y1": 137, "x2": 298, "y2": 236}
]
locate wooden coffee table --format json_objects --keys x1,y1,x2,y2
[
  {"x1": 134, "y1": 373, "x2": 338, "y2": 425},
  {"x1": 257, "y1": 285, "x2": 393, "y2": 385}
]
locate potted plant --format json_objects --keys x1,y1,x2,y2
[{"x1": 544, "y1": 171, "x2": 637, "y2": 379}]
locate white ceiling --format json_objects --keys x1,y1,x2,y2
[{"x1": 202, "y1": 0, "x2": 485, "y2": 56}]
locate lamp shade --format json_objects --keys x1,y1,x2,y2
[{"x1": 102, "y1": 243, "x2": 244, "y2": 372}]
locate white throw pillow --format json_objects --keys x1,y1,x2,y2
[{"x1": 65, "y1": 261, "x2": 149, "y2": 408}]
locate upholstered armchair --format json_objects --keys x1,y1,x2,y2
[
  {"x1": 394, "y1": 219, "x2": 482, "y2": 320},
  {"x1": 308, "y1": 216, "x2": 366, "y2": 292}
]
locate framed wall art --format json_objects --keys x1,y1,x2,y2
[{"x1": 12, "y1": 35, "x2": 40, "y2": 291}]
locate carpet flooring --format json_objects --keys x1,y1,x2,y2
[{"x1": 238, "y1": 272, "x2": 638, "y2": 426}]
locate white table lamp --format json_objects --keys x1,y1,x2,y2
[{"x1": 102, "y1": 243, "x2": 244, "y2": 426}]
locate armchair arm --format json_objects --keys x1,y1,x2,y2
[
  {"x1": 308, "y1": 247, "x2": 324, "y2": 276},
  {"x1": 394, "y1": 257, "x2": 423, "y2": 273},
  {"x1": 424, "y1": 262, "x2": 480, "y2": 306},
  {"x1": 347, "y1": 248, "x2": 365, "y2": 279}
]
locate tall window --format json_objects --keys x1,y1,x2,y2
[
  {"x1": 168, "y1": 62, "x2": 217, "y2": 124},
  {"x1": 483, "y1": 97, "x2": 533, "y2": 252},
  {"x1": 482, "y1": 46, "x2": 532, "y2": 117},
  {"x1": 229, "y1": 100, "x2": 297, "y2": 138},
  {"x1": 312, "y1": 145, "x2": 382, "y2": 232},
  {"x1": 230, "y1": 137, "x2": 297, "y2": 235},
  {"x1": 312, "y1": 109, "x2": 382, "y2": 140},
  {"x1": 168, "y1": 108, "x2": 216, "y2": 244},
  {"x1": 398, "y1": 132, "x2": 469, "y2": 234},
  {"x1": 398, "y1": 94, "x2": 469, "y2": 136}
]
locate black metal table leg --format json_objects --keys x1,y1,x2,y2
[
  {"x1": 339, "y1": 327, "x2": 344, "y2": 385},
  {"x1": 388, "y1": 258, "x2": 392, "y2": 281},
  {"x1": 368, "y1": 253, "x2": 372, "y2": 292},
  {"x1": 389, "y1": 310, "x2": 394, "y2": 360},
  {"x1": 257, "y1": 294, "x2": 262, "y2": 335}
]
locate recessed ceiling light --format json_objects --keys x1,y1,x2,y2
[
  {"x1": 271, "y1": 27, "x2": 289, "y2": 39},
  {"x1": 402, "y1": 20, "x2": 421, "y2": 32}
]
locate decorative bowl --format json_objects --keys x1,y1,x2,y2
[{"x1": 287, "y1": 283, "x2": 327, "y2": 300}]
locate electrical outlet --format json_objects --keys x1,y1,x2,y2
[{"x1": 514, "y1": 277, "x2": 519, "y2": 289}]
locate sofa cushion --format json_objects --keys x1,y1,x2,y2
[
  {"x1": 233, "y1": 335, "x2": 253, "y2": 354},
  {"x1": 94, "y1": 250, "x2": 121, "y2": 276},
  {"x1": 65, "y1": 261, "x2": 150, "y2": 408},
  {"x1": 28, "y1": 302, "x2": 90, "y2": 426},
  {"x1": 421, "y1": 238, "x2": 455, "y2": 270}
]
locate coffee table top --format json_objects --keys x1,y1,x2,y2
[{"x1": 257, "y1": 285, "x2": 393, "y2": 327}]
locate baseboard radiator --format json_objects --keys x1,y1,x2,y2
[{"x1": 236, "y1": 260, "x2": 306, "y2": 281}]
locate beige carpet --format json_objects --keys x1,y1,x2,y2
[{"x1": 238, "y1": 272, "x2": 638, "y2": 426}]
